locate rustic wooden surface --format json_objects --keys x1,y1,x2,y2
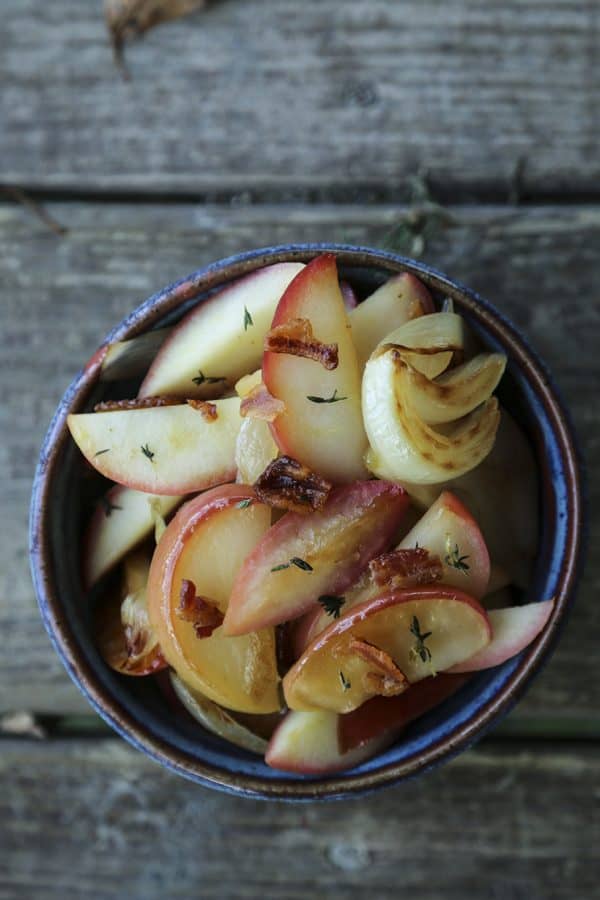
[{"x1": 1, "y1": 1, "x2": 599, "y2": 898}]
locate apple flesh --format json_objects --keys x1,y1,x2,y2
[
  {"x1": 234, "y1": 368, "x2": 279, "y2": 484},
  {"x1": 350, "y1": 272, "x2": 434, "y2": 370},
  {"x1": 83, "y1": 486, "x2": 182, "y2": 588},
  {"x1": 449, "y1": 599, "x2": 554, "y2": 672},
  {"x1": 139, "y1": 262, "x2": 305, "y2": 399},
  {"x1": 263, "y1": 254, "x2": 368, "y2": 483},
  {"x1": 265, "y1": 709, "x2": 390, "y2": 775},
  {"x1": 283, "y1": 586, "x2": 491, "y2": 713},
  {"x1": 68, "y1": 398, "x2": 241, "y2": 495},
  {"x1": 147, "y1": 484, "x2": 280, "y2": 713},
  {"x1": 223, "y1": 480, "x2": 410, "y2": 636}
]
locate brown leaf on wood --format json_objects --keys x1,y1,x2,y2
[{"x1": 105, "y1": 0, "x2": 206, "y2": 76}]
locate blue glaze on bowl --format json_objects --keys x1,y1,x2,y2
[{"x1": 30, "y1": 244, "x2": 585, "y2": 800}]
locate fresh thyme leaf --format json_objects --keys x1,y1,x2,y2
[
  {"x1": 100, "y1": 496, "x2": 122, "y2": 517},
  {"x1": 270, "y1": 563, "x2": 290, "y2": 572},
  {"x1": 192, "y1": 370, "x2": 227, "y2": 387},
  {"x1": 339, "y1": 670, "x2": 351, "y2": 691},
  {"x1": 141, "y1": 443, "x2": 155, "y2": 462},
  {"x1": 444, "y1": 536, "x2": 470, "y2": 574},
  {"x1": 306, "y1": 389, "x2": 347, "y2": 404},
  {"x1": 94, "y1": 448, "x2": 111, "y2": 456},
  {"x1": 270, "y1": 556, "x2": 313, "y2": 573},
  {"x1": 318, "y1": 595, "x2": 345, "y2": 618},
  {"x1": 236, "y1": 498, "x2": 253, "y2": 510},
  {"x1": 409, "y1": 615, "x2": 432, "y2": 664},
  {"x1": 243, "y1": 306, "x2": 253, "y2": 331}
]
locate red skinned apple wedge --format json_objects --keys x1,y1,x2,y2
[
  {"x1": 147, "y1": 484, "x2": 280, "y2": 713},
  {"x1": 223, "y1": 480, "x2": 410, "y2": 636},
  {"x1": 449, "y1": 599, "x2": 554, "y2": 672},
  {"x1": 139, "y1": 263, "x2": 305, "y2": 398},
  {"x1": 263, "y1": 254, "x2": 368, "y2": 483},
  {"x1": 68, "y1": 398, "x2": 241, "y2": 495},
  {"x1": 283, "y1": 587, "x2": 491, "y2": 713}
]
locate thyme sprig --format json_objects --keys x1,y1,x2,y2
[
  {"x1": 141, "y1": 443, "x2": 155, "y2": 462},
  {"x1": 243, "y1": 306, "x2": 253, "y2": 331},
  {"x1": 409, "y1": 615, "x2": 432, "y2": 664},
  {"x1": 306, "y1": 389, "x2": 347, "y2": 404},
  {"x1": 318, "y1": 595, "x2": 345, "y2": 619},
  {"x1": 444, "y1": 536, "x2": 470, "y2": 574},
  {"x1": 339, "y1": 671, "x2": 351, "y2": 691},
  {"x1": 192, "y1": 370, "x2": 227, "y2": 387},
  {"x1": 270, "y1": 557, "x2": 313, "y2": 573}
]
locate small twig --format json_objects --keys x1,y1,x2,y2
[
  {"x1": 2, "y1": 186, "x2": 68, "y2": 236},
  {"x1": 509, "y1": 156, "x2": 527, "y2": 205}
]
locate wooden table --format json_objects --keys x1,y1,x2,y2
[{"x1": 1, "y1": 2, "x2": 598, "y2": 897}]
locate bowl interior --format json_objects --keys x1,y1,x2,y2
[{"x1": 32, "y1": 245, "x2": 581, "y2": 799}]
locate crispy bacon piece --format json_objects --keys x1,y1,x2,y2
[
  {"x1": 94, "y1": 395, "x2": 182, "y2": 412},
  {"x1": 264, "y1": 317, "x2": 339, "y2": 370},
  {"x1": 253, "y1": 455, "x2": 332, "y2": 514},
  {"x1": 369, "y1": 547, "x2": 443, "y2": 588},
  {"x1": 176, "y1": 578, "x2": 224, "y2": 638},
  {"x1": 240, "y1": 383, "x2": 286, "y2": 422},
  {"x1": 349, "y1": 637, "x2": 409, "y2": 697},
  {"x1": 186, "y1": 399, "x2": 218, "y2": 421}
]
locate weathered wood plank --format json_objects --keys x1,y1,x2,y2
[
  {"x1": 2, "y1": 0, "x2": 599, "y2": 195},
  {"x1": 0, "y1": 739, "x2": 598, "y2": 899},
  {"x1": 0, "y1": 201, "x2": 597, "y2": 720}
]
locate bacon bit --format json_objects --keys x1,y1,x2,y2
[
  {"x1": 349, "y1": 638, "x2": 409, "y2": 697},
  {"x1": 369, "y1": 547, "x2": 443, "y2": 588},
  {"x1": 264, "y1": 318, "x2": 339, "y2": 370},
  {"x1": 94, "y1": 395, "x2": 182, "y2": 412},
  {"x1": 240, "y1": 383, "x2": 285, "y2": 422},
  {"x1": 176, "y1": 578, "x2": 224, "y2": 638},
  {"x1": 254, "y1": 455, "x2": 332, "y2": 513},
  {"x1": 186, "y1": 399, "x2": 218, "y2": 421}
]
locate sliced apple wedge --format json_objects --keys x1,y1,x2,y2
[
  {"x1": 147, "y1": 484, "x2": 280, "y2": 713},
  {"x1": 283, "y1": 587, "x2": 491, "y2": 713},
  {"x1": 397, "y1": 491, "x2": 490, "y2": 598},
  {"x1": 407, "y1": 353, "x2": 506, "y2": 425},
  {"x1": 449, "y1": 599, "x2": 554, "y2": 672},
  {"x1": 169, "y1": 673, "x2": 268, "y2": 754},
  {"x1": 340, "y1": 281, "x2": 359, "y2": 310},
  {"x1": 68, "y1": 398, "x2": 241, "y2": 495},
  {"x1": 350, "y1": 272, "x2": 433, "y2": 369},
  {"x1": 99, "y1": 327, "x2": 172, "y2": 382},
  {"x1": 263, "y1": 254, "x2": 368, "y2": 483},
  {"x1": 139, "y1": 263, "x2": 304, "y2": 399},
  {"x1": 223, "y1": 480, "x2": 409, "y2": 637},
  {"x1": 83, "y1": 486, "x2": 182, "y2": 588},
  {"x1": 363, "y1": 346, "x2": 500, "y2": 484},
  {"x1": 265, "y1": 709, "x2": 390, "y2": 775}
]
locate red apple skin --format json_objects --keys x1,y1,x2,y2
[
  {"x1": 449, "y1": 599, "x2": 554, "y2": 673},
  {"x1": 338, "y1": 673, "x2": 469, "y2": 753},
  {"x1": 223, "y1": 481, "x2": 410, "y2": 636},
  {"x1": 340, "y1": 280, "x2": 358, "y2": 310}
]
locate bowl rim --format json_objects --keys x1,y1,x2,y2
[{"x1": 29, "y1": 242, "x2": 585, "y2": 800}]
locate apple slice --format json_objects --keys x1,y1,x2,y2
[
  {"x1": 68, "y1": 397, "x2": 241, "y2": 495},
  {"x1": 397, "y1": 491, "x2": 490, "y2": 598},
  {"x1": 338, "y1": 672, "x2": 469, "y2": 753},
  {"x1": 83, "y1": 486, "x2": 182, "y2": 588},
  {"x1": 283, "y1": 586, "x2": 491, "y2": 713},
  {"x1": 169, "y1": 673, "x2": 268, "y2": 754},
  {"x1": 263, "y1": 254, "x2": 368, "y2": 483},
  {"x1": 340, "y1": 280, "x2": 359, "y2": 310},
  {"x1": 139, "y1": 263, "x2": 304, "y2": 399},
  {"x1": 99, "y1": 327, "x2": 172, "y2": 382},
  {"x1": 449, "y1": 599, "x2": 554, "y2": 672},
  {"x1": 350, "y1": 272, "x2": 433, "y2": 369},
  {"x1": 363, "y1": 346, "x2": 500, "y2": 484},
  {"x1": 147, "y1": 484, "x2": 280, "y2": 713},
  {"x1": 223, "y1": 480, "x2": 410, "y2": 636},
  {"x1": 95, "y1": 548, "x2": 167, "y2": 676},
  {"x1": 265, "y1": 709, "x2": 391, "y2": 775}
]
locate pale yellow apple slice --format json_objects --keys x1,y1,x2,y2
[
  {"x1": 83, "y1": 486, "x2": 182, "y2": 588},
  {"x1": 283, "y1": 587, "x2": 491, "y2": 713},
  {"x1": 380, "y1": 312, "x2": 465, "y2": 379},
  {"x1": 147, "y1": 484, "x2": 280, "y2": 713},
  {"x1": 139, "y1": 262, "x2": 305, "y2": 399},
  {"x1": 363, "y1": 347, "x2": 500, "y2": 484},
  {"x1": 68, "y1": 398, "x2": 241, "y2": 495},
  {"x1": 99, "y1": 327, "x2": 172, "y2": 382},
  {"x1": 169, "y1": 673, "x2": 268, "y2": 754},
  {"x1": 263, "y1": 254, "x2": 368, "y2": 483},
  {"x1": 350, "y1": 272, "x2": 433, "y2": 369}
]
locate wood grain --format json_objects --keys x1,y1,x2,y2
[
  {"x1": 0, "y1": 201, "x2": 597, "y2": 721},
  {"x1": 0, "y1": 738, "x2": 598, "y2": 899},
  {"x1": 2, "y1": 0, "x2": 599, "y2": 196}
]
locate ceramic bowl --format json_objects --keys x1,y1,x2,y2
[{"x1": 30, "y1": 244, "x2": 584, "y2": 800}]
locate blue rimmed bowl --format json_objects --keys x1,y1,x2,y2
[{"x1": 29, "y1": 244, "x2": 584, "y2": 800}]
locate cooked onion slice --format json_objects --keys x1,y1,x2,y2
[
  {"x1": 97, "y1": 586, "x2": 167, "y2": 676},
  {"x1": 405, "y1": 353, "x2": 506, "y2": 425},
  {"x1": 379, "y1": 312, "x2": 465, "y2": 379},
  {"x1": 363, "y1": 347, "x2": 500, "y2": 484}
]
